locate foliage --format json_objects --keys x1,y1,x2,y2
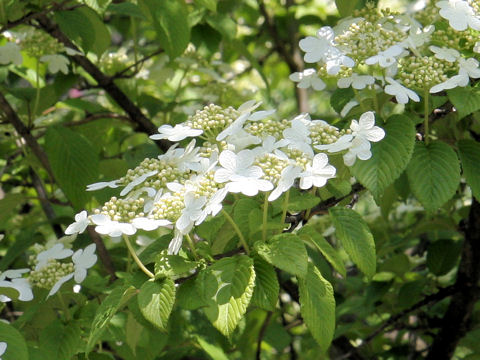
[{"x1": 1, "y1": 0, "x2": 480, "y2": 359}]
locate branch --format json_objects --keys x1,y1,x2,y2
[
  {"x1": 87, "y1": 226, "x2": 117, "y2": 283},
  {"x1": 426, "y1": 198, "x2": 480, "y2": 359},
  {"x1": 256, "y1": 311, "x2": 273, "y2": 360},
  {"x1": 112, "y1": 48, "x2": 164, "y2": 79},
  {"x1": 36, "y1": 15, "x2": 171, "y2": 151},
  {"x1": 0, "y1": 90, "x2": 55, "y2": 179}
]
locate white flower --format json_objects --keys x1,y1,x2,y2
[
  {"x1": 282, "y1": 118, "x2": 314, "y2": 157},
  {"x1": 365, "y1": 45, "x2": 404, "y2": 68},
  {"x1": 176, "y1": 192, "x2": 207, "y2": 234},
  {"x1": 86, "y1": 180, "x2": 119, "y2": 191},
  {"x1": 429, "y1": 45, "x2": 460, "y2": 62},
  {"x1": 384, "y1": 77, "x2": 420, "y2": 104},
  {"x1": 437, "y1": 0, "x2": 480, "y2": 31},
  {"x1": 131, "y1": 217, "x2": 171, "y2": 231},
  {"x1": 337, "y1": 73, "x2": 375, "y2": 89},
  {"x1": 72, "y1": 244, "x2": 97, "y2": 283},
  {"x1": 315, "y1": 134, "x2": 353, "y2": 152},
  {"x1": 350, "y1": 111, "x2": 385, "y2": 143},
  {"x1": 120, "y1": 170, "x2": 158, "y2": 196},
  {"x1": 40, "y1": 54, "x2": 69, "y2": 74},
  {"x1": 343, "y1": 137, "x2": 372, "y2": 166},
  {"x1": 224, "y1": 128, "x2": 261, "y2": 151},
  {"x1": 429, "y1": 71, "x2": 469, "y2": 93},
  {"x1": 458, "y1": 57, "x2": 480, "y2": 78},
  {"x1": 217, "y1": 107, "x2": 274, "y2": 142},
  {"x1": 65, "y1": 210, "x2": 90, "y2": 235},
  {"x1": 325, "y1": 53, "x2": 355, "y2": 75},
  {"x1": 168, "y1": 230, "x2": 184, "y2": 255},
  {"x1": 91, "y1": 214, "x2": 136, "y2": 237},
  {"x1": 289, "y1": 68, "x2": 326, "y2": 90},
  {"x1": 150, "y1": 124, "x2": 203, "y2": 141},
  {"x1": 214, "y1": 150, "x2": 273, "y2": 196},
  {"x1": 0, "y1": 270, "x2": 33, "y2": 302},
  {"x1": 0, "y1": 342, "x2": 6, "y2": 359},
  {"x1": 172, "y1": 139, "x2": 202, "y2": 172},
  {"x1": 204, "y1": 187, "x2": 228, "y2": 217},
  {"x1": 48, "y1": 273, "x2": 74, "y2": 297},
  {"x1": 401, "y1": 25, "x2": 434, "y2": 51},
  {"x1": 299, "y1": 26, "x2": 337, "y2": 63},
  {"x1": 35, "y1": 244, "x2": 73, "y2": 271},
  {"x1": 474, "y1": 41, "x2": 480, "y2": 53},
  {"x1": 340, "y1": 99, "x2": 359, "y2": 117},
  {"x1": 0, "y1": 42, "x2": 22, "y2": 65},
  {"x1": 299, "y1": 153, "x2": 336, "y2": 189},
  {"x1": 252, "y1": 136, "x2": 289, "y2": 157},
  {"x1": 268, "y1": 165, "x2": 303, "y2": 201}
]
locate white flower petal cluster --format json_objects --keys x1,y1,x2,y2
[
  {"x1": 300, "y1": 154, "x2": 336, "y2": 189},
  {"x1": 0, "y1": 269, "x2": 33, "y2": 302},
  {"x1": 365, "y1": 45, "x2": 404, "y2": 68},
  {"x1": 40, "y1": 54, "x2": 69, "y2": 74},
  {"x1": 72, "y1": 244, "x2": 97, "y2": 283},
  {"x1": 437, "y1": 0, "x2": 480, "y2": 31},
  {"x1": 65, "y1": 210, "x2": 90, "y2": 235},
  {"x1": 289, "y1": 69, "x2": 326, "y2": 90},
  {"x1": 0, "y1": 342, "x2": 6, "y2": 359},
  {"x1": 150, "y1": 124, "x2": 203, "y2": 142},
  {"x1": 385, "y1": 77, "x2": 420, "y2": 104},
  {"x1": 337, "y1": 73, "x2": 375, "y2": 90},
  {"x1": 0, "y1": 42, "x2": 22, "y2": 65}
]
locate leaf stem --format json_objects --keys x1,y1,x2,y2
[
  {"x1": 185, "y1": 233, "x2": 199, "y2": 260},
  {"x1": 57, "y1": 292, "x2": 71, "y2": 322},
  {"x1": 123, "y1": 234, "x2": 154, "y2": 278},
  {"x1": 424, "y1": 90, "x2": 430, "y2": 145},
  {"x1": 221, "y1": 209, "x2": 250, "y2": 254},
  {"x1": 280, "y1": 190, "x2": 290, "y2": 232},
  {"x1": 32, "y1": 60, "x2": 41, "y2": 124}
]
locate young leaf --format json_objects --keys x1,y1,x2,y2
[
  {"x1": 254, "y1": 233, "x2": 308, "y2": 278},
  {"x1": 39, "y1": 320, "x2": 81, "y2": 360},
  {"x1": 298, "y1": 263, "x2": 335, "y2": 352},
  {"x1": 44, "y1": 126, "x2": 99, "y2": 209},
  {"x1": 138, "y1": 278, "x2": 176, "y2": 331},
  {"x1": 87, "y1": 285, "x2": 137, "y2": 352},
  {"x1": 298, "y1": 225, "x2": 346, "y2": 277},
  {"x1": 407, "y1": 141, "x2": 461, "y2": 212},
  {"x1": 447, "y1": 87, "x2": 480, "y2": 119},
  {"x1": 329, "y1": 207, "x2": 376, "y2": 278},
  {"x1": 139, "y1": 0, "x2": 190, "y2": 58},
  {"x1": 0, "y1": 321, "x2": 29, "y2": 360},
  {"x1": 251, "y1": 257, "x2": 279, "y2": 311},
  {"x1": 351, "y1": 114, "x2": 415, "y2": 198},
  {"x1": 196, "y1": 255, "x2": 255, "y2": 337},
  {"x1": 458, "y1": 139, "x2": 480, "y2": 201},
  {"x1": 196, "y1": 0, "x2": 217, "y2": 12}
]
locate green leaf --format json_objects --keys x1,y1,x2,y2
[
  {"x1": 39, "y1": 320, "x2": 81, "y2": 360},
  {"x1": 427, "y1": 239, "x2": 462, "y2": 276},
  {"x1": 196, "y1": 0, "x2": 217, "y2": 12},
  {"x1": 330, "y1": 87, "x2": 354, "y2": 114},
  {"x1": 251, "y1": 257, "x2": 279, "y2": 311},
  {"x1": 196, "y1": 255, "x2": 255, "y2": 337},
  {"x1": 335, "y1": 0, "x2": 359, "y2": 16},
  {"x1": 298, "y1": 225, "x2": 346, "y2": 277},
  {"x1": 107, "y1": 2, "x2": 146, "y2": 19},
  {"x1": 206, "y1": 13, "x2": 236, "y2": 40},
  {"x1": 154, "y1": 253, "x2": 197, "y2": 277},
  {"x1": 139, "y1": 0, "x2": 190, "y2": 58},
  {"x1": 329, "y1": 207, "x2": 376, "y2": 278},
  {"x1": 176, "y1": 277, "x2": 207, "y2": 310},
  {"x1": 196, "y1": 337, "x2": 229, "y2": 360},
  {"x1": 458, "y1": 139, "x2": 480, "y2": 200},
  {"x1": 138, "y1": 278, "x2": 176, "y2": 331},
  {"x1": 447, "y1": 87, "x2": 480, "y2": 119},
  {"x1": 234, "y1": 198, "x2": 260, "y2": 239},
  {"x1": 0, "y1": 321, "x2": 29, "y2": 360},
  {"x1": 0, "y1": 229, "x2": 37, "y2": 271},
  {"x1": 298, "y1": 263, "x2": 335, "y2": 351},
  {"x1": 87, "y1": 285, "x2": 137, "y2": 352},
  {"x1": 55, "y1": 7, "x2": 110, "y2": 55},
  {"x1": 125, "y1": 312, "x2": 143, "y2": 354},
  {"x1": 287, "y1": 187, "x2": 320, "y2": 212},
  {"x1": 44, "y1": 126, "x2": 99, "y2": 209},
  {"x1": 254, "y1": 233, "x2": 308, "y2": 278},
  {"x1": 351, "y1": 114, "x2": 416, "y2": 198},
  {"x1": 407, "y1": 141, "x2": 460, "y2": 212},
  {"x1": 0, "y1": 193, "x2": 25, "y2": 226}
]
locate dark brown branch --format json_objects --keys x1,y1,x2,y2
[
  {"x1": 0, "y1": 91, "x2": 55, "y2": 179},
  {"x1": 257, "y1": 0, "x2": 308, "y2": 112},
  {"x1": 36, "y1": 15, "x2": 171, "y2": 152},
  {"x1": 256, "y1": 311, "x2": 273, "y2": 360},
  {"x1": 87, "y1": 226, "x2": 117, "y2": 282},
  {"x1": 426, "y1": 198, "x2": 480, "y2": 359}
]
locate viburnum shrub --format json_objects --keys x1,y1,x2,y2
[{"x1": 1, "y1": 1, "x2": 480, "y2": 359}]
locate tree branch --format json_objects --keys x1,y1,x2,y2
[
  {"x1": 36, "y1": 15, "x2": 171, "y2": 151},
  {"x1": 426, "y1": 198, "x2": 480, "y2": 359}
]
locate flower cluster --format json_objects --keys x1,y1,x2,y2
[
  {"x1": 0, "y1": 243, "x2": 97, "y2": 301},
  {"x1": 290, "y1": 1, "x2": 480, "y2": 105},
  {"x1": 67, "y1": 100, "x2": 385, "y2": 254}
]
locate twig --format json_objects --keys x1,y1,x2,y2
[
  {"x1": 36, "y1": 15, "x2": 171, "y2": 152},
  {"x1": 87, "y1": 226, "x2": 117, "y2": 283},
  {"x1": 112, "y1": 48, "x2": 164, "y2": 79},
  {"x1": 426, "y1": 198, "x2": 480, "y2": 359},
  {"x1": 256, "y1": 311, "x2": 273, "y2": 360}
]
